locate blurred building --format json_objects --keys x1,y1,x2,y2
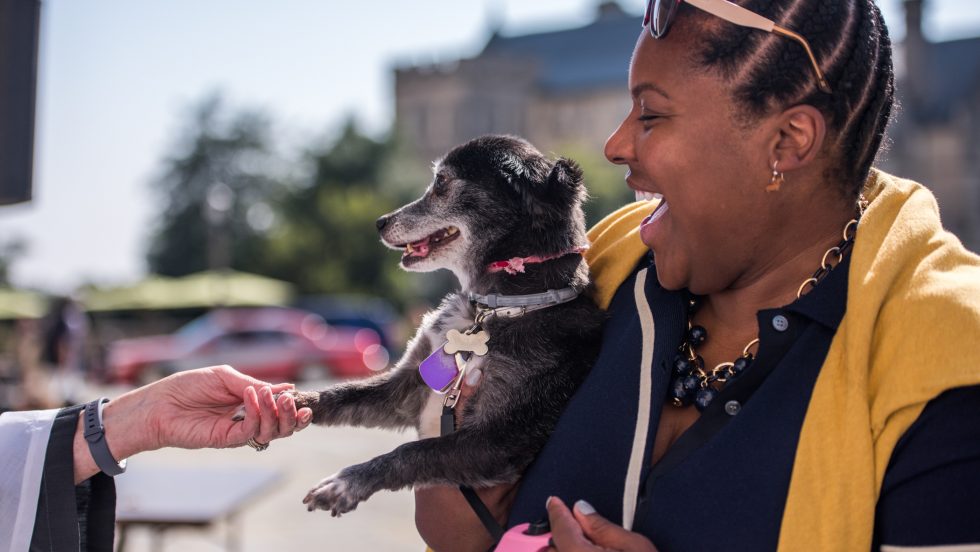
[
  {"x1": 394, "y1": 0, "x2": 980, "y2": 251},
  {"x1": 394, "y1": 1, "x2": 639, "y2": 162},
  {"x1": 882, "y1": 0, "x2": 980, "y2": 251}
]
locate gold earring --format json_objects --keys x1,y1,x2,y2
[{"x1": 766, "y1": 161, "x2": 784, "y2": 193}]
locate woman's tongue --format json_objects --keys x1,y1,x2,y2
[{"x1": 639, "y1": 196, "x2": 669, "y2": 245}]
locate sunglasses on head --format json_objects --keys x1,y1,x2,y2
[{"x1": 643, "y1": 0, "x2": 832, "y2": 94}]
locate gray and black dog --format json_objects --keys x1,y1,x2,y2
[{"x1": 291, "y1": 134, "x2": 605, "y2": 517}]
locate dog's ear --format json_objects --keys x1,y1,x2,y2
[
  {"x1": 497, "y1": 150, "x2": 552, "y2": 217},
  {"x1": 546, "y1": 158, "x2": 586, "y2": 206},
  {"x1": 497, "y1": 151, "x2": 585, "y2": 223}
]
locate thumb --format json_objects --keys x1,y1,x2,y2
[
  {"x1": 212, "y1": 364, "x2": 293, "y2": 396},
  {"x1": 572, "y1": 500, "x2": 638, "y2": 550}
]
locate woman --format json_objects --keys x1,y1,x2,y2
[{"x1": 416, "y1": 0, "x2": 980, "y2": 550}]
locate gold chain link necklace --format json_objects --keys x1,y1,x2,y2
[{"x1": 669, "y1": 200, "x2": 866, "y2": 411}]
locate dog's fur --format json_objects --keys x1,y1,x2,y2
[{"x1": 292, "y1": 135, "x2": 605, "y2": 516}]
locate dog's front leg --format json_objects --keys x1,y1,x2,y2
[
  {"x1": 291, "y1": 366, "x2": 428, "y2": 430},
  {"x1": 291, "y1": 329, "x2": 437, "y2": 430},
  {"x1": 303, "y1": 424, "x2": 530, "y2": 516}
]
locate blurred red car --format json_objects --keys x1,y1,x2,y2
[{"x1": 105, "y1": 307, "x2": 390, "y2": 385}]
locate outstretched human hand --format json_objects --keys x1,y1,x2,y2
[
  {"x1": 135, "y1": 364, "x2": 312, "y2": 450},
  {"x1": 546, "y1": 496, "x2": 658, "y2": 552},
  {"x1": 74, "y1": 365, "x2": 313, "y2": 483}
]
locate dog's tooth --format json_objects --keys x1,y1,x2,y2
[
  {"x1": 406, "y1": 243, "x2": 414, "y2": 254},
  {"x1": 651, "y1": 193, "x2": 663, "y2": 202},
  {"x1": 635, "y1": 190, "x2": 644, "y2": 202}
]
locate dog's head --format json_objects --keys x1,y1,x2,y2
[{"x1": 377, "y1": 135, "x2": 588, "y2": 288}]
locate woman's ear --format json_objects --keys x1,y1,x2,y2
[{"x1": 767, "y1": 104, "x2": 827, "y2": 172}]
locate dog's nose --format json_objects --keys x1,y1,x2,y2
[{"x1": 376, "y1": 215, "x2": 390, "y2": 231}]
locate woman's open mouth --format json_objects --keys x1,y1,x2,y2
[
  {"x1": 396, "y1": 226, "x2": 460, "y2": 264},
  {"x1": 639, "y1": 193, "x2": 668, "y2": 247},
  {"x1": 640, "y1": 193, "x2": 667, "y2": 225}
]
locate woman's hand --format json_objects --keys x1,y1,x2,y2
[
  {"x1": 74, "y1": 365, "x2": 313, "y2": 483},
  {"x1": 131, "y1": 364, "x2": 312, "y2": 451},
  {"x1": 546, "y1": 497, "x2": 658, "y2": 552}
]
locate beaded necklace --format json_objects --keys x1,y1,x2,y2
[{"x1": 669, "y1": 212, "x2": 863, "y2": 412}]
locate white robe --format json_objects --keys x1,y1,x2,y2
[{"x1": 0, "y1": 409, "x2": 58, "y2": 552}]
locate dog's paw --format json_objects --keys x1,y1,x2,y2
[
  {"x1": 302, "y1": 472, "x2": 362, "y2": 516},
  {"x1": 290, "y1": 390, "x2": 320, "y2": 411}
]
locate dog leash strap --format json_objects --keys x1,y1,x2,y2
[
  {"x1": 461, "y1": 485, "x2": 507, "y2": 544},
  {"x1": 440, "y1": 405, "x2": 456, "y2": 437},
  {"x1": 440, "y1": 405, "x2": 507, "y2": 545}
]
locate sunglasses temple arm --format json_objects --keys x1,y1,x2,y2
[{"x1": 773, "y1": 25, "x2": 832, "y2": 94}]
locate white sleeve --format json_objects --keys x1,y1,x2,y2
[{"x1": 0, "y1": 409, "x2": 58, "y2": 552}]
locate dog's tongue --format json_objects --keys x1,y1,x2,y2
[{"x1": 407, "y1": 237, "x2": 430, "y2": 257}]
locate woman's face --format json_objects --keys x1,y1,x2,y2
[{"x1": 605, "y1": 30, "x2": 779, "y2": 294}]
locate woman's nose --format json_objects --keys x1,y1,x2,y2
[{"x1": 604, "y1": 118, "x2": 632, "y2": 166}]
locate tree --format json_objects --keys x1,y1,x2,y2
[
  {"x1": 145, "y1": 94, "x2": 283, "y2": 277},
  {"x1": 260, "y1": 120, "x2": 418, "y2": 301}
]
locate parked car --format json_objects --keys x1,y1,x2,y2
[
  {"x1": 294, "y1": 295, "x2": 400, "y2": 351},
  {"x1": 105, "y1": 307, "x2": 389, "y2": 385}
]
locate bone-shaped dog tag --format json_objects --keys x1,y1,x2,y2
[{"x1": 443, "y1": 329, "x2": 490, "y2": 356}]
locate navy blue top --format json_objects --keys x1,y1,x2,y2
[{"x1": 508, "y1": 254, "x2": 980, "y2": 550}]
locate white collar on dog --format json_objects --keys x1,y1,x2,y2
[{"x1": 467, "y1": 287, "x2": 581, "y2": 310}]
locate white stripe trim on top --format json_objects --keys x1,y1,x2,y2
[{"x1": 623, "y1": 267, "x2": 655, "y2": 530}]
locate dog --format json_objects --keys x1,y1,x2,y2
[{"x1": 290, "y1": 134, "x2": 605, "y2": 518}]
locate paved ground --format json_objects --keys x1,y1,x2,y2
[{"x1": 103, "y1": 380, "x2": 427, "y2": 552}]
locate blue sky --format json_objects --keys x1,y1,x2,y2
[{"x1": 1, "y1": 0, "x2": 978, "y2": 293}]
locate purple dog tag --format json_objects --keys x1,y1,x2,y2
[{"x1": 419, "y1": 342, "x2": 460, "y2": 393}]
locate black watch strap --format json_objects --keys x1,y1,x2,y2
[{"x1": 83, "y1": 398, "x2": 127, "y2": 476}]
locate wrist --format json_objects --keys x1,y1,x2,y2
[{"x1": 101, "y1": 389, "x2": 155, "y2": 459}]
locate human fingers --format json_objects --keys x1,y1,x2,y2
[
  {"x1": 546, "y1": 496, "x2": 597, "y2": 551},
  {"x1": 451, "y1": 368, "x2": 484, "y2": 426},
  {"x1": 573, "y1": 500, "x2": 658, "y2": 552},
  {"x1": 275, "y1": 392, "x2": 311, "y2": 437},
  {"x1": 211, "y1": 365, "x2": 292, "y2": 399},
  {"x1": 464, "y1": 367, "x2": 482, "y2": 388},
  {"x1": 238, "y1": 385, "x2": 262, "y2": 443},
  {"x1": 270, "y1": 382, "x2": 296, "y2": 394},
  {"x1": 254, "y1": 386, "x2": 279, "y2": 445}
]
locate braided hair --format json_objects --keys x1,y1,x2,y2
[{"x1": 678, "y1": 0, "x2": 895, "y2": 199}]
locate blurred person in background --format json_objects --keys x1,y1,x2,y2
[
  {"x1": 415, "y1": 1, "x2": 980, "y2": 551},
  {"x1": 38, "y1": 297, "x2": 94, "y2": 406},
  {"x1": 0, "y1": 364, "x2": 312, "y2": 551},
  {"x1": 0, "y1": 319, "x2": 57, "y2": 412}
]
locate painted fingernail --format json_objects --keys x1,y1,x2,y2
[
  {"x1": 465, "y1": 368, "x2": 482, "y2": 386},
  {"x1": 574, "y1": 499, "x2": 596, "y2": 515}
]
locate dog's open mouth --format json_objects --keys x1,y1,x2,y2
[{"x1": 396, "y1": 226, "x2": 460, "y2": 263}]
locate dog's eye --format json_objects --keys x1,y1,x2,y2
[{"x1": 432, "y1": 175, "x2": 450, "y2": 197}]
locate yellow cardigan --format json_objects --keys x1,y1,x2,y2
[{"x1": 584, "y1": 170, "x2": 980, "y2": 551}]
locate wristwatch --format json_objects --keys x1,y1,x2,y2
[{"x1": 83, "y1": 398, "x2": 127, "y2": 476}]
